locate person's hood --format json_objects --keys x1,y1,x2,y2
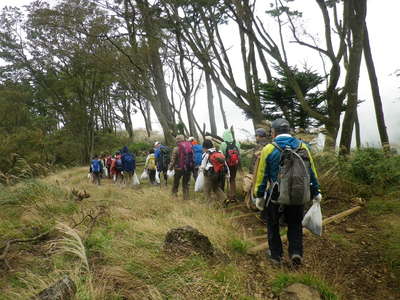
[
  {"x1": 122, "y1": 146, "x2": 129, "y2": 154},
  {"x1": 222, "y1": 130, "x2": 234, "y2": 142},
  {"x1": 273, "y1": 134, "x2": 300, "y2": 149}
]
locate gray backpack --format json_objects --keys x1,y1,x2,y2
[{"x1": 269, "y1": 142, "x2": 311, "y2": 206}]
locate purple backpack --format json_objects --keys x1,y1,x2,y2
[{"x1": 177, "y1": 141, "x2": 194, "y2": 171}]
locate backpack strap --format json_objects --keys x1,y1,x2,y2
[{"x1": 272, "y1": 141, "x2": 283, "y2": 152}]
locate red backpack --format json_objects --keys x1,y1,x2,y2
[
  {"x1": 208, "y1": 151, "x2": 226, "y2": 173},
  {"x1": 226, "y1": 142, "x2": 240, "y2": 167},
  {"x1": 177, "y1": 141, "x2": 194, "y2": 171}
]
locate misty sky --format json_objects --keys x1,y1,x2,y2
[{"x1": 2, "y1": 0, "x2": 399, "y2": 146}]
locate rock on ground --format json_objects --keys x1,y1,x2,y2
[
  {"x1": 163, "y1": 225, "x2": 216, "y2": 257},
  {"x1": 280, "y1": 283, "x2": 321, "y2": 300},
  {"x1": 33, "y1": 276, "x2": 76, "y2": 300}
]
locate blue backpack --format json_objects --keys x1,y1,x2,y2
[
  {"x1": 91, "y1": 159, "x2": 101, "y2": 173},
  {"x1": 192, "y1": 144, "x2": 203, "y2": 166},
  {"x1": 122, "y1": 153, "x2": 135, "y2": 172}
]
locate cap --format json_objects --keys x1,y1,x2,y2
[
  {"x1": 271, "y1": 118, "x2": 290, "y2": 132},
  {"x1": 255, "y1": 128, "x2": 267, "y2": 137},
  {"x1": 175, "y1": 135, "x2": 185, "y2": 142},
  {"x1": 188, "y1": 136, "x2": 194, "y2": 141},
  {"x1": 154, "y1": 141, "x2": 160, "y2": 146}
]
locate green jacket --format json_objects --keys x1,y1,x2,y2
[{"x1": 220, "y1": 130, "x2": 241, "y2": 156}]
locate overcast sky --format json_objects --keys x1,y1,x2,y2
[{"x1": 2, "y1": 0, "x2": 399, "y2": 146}]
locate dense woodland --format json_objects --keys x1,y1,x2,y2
[{"x1": 0, "y1": 0, "x2": 393, "y2": 180}]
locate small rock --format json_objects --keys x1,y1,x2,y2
[
  {"x1": 280, "y1": 283, "x2": 321, "y2": 300},
  {"x1": 345, "y1": 227, "x2": 356, "y2": 233}
]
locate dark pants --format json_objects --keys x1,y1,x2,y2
[
  {"x1": 92, "y1": 172, "x2": 101, "y2": 185},
  {"x1": 266, "y1": 202, "x2": 304, "y2": 260},
  {"x1": 158, "y1": 168, "x2": 168, "y2": 185},
  {"x1": 193, "y1": 167, "x2": 199, "y2": 181},
  {"x1": 148, "y1": 169, "x2": 156, "y2": 184},
  {"x1": 172, "y1": 169, "x2": 192, "y2": 199}
]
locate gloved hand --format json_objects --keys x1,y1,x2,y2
[{"x1": 313, "y1": 193, "x2": 322, "y2": 203}]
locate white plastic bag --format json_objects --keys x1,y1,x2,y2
[
  {"x1": 155, "y1": 170, "x2": 161, "y2": 183},
  {"x1": 140, "y1": 170, "x2": 148, "y2": 180},
  {"x1": 132, "y1": 173, "x2": 140, "y2": 185},
  {"x1": 167, "y1": 169, "x2": 175, "y2": 178},
  {"x1": 253, "y1": 196, "x2": 266, "y2": 211},
  {"x1": 194, "y1": 171, "x2": 204, "y2": 192},
  {"x1": 302, "y1": 200, "x2": 323, "y2": 236},
  {"x1": 103, "y1": 167, "x2": 108, "y2": 178}
]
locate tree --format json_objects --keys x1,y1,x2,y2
[{"x1": 259, "y1": 66, "x2": 327, "y2": 129}]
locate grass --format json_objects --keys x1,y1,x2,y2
[
  {"x1": 271, "y1": 273, "x2": 338, "y2": 300},
  {"x1": 0, "y1": 167, "x2": 253, "y2": 299}
]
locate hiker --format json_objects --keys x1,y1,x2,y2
[
  {"x1": 220, "y1": 129, "x2": 241, "y2": 201},
  {"x1": 121, "y1": 146, "x2": 136, "y2": 185},
  {"x1": 145, "y1": 148, "x2": 157, "y2": 184},
  {"x1": 244, "y1": 128, "x2": 270, "y2": 210},
  {"x1": 105, "y1": 154, "x2": 112, "y2": 179},
  {"x1": 253, "y1": 118, "x2": 321, "y2": 266},
  {"x1": 90, "y1": 154, "x2": 103, "y2": 185},
  {"x1": 189, "y1": 137, "x2": 203, "y2": 181},
  {"x1": 169, "y1": 135, "x2": 193, "y2": 200},
  {"x1": 154, "y1": 141, "x2": 171, "y2": 185},
  {"x1": 200, "y1": 139, "x2": 229, "y2": 205},
  {"x1": 111, "y1": 151, "x2": 123, "y2": 183}
]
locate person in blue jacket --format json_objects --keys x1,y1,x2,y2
[
  {"x1": 253, "y1": 118, "x2": 321, "y2": 267},
  {"x1": 188, "y1": 137, "x2": 203, "y2": 181},
  {"x1": 121, "y1": 146, "x2": 136, "y2": 186}
]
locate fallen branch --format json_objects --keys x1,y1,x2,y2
[
  {"x1": 247, "y1": 206, "x2": 362, "y2": 254},
  {"x1": 229, "y1": 212, "x2": 258, "y2": 220},
  {"x1": 0, "y1": 231, "x2": 50, "y2": 270}
]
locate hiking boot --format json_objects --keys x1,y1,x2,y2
[
  {"x1": 291, "y1": 254, "x2": 302, "y2": 266},
  {"x1": 267, "y1": 250, "x2": 282, "y2": 267}
]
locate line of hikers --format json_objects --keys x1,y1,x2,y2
[{"x1": 89, "y1": 119, "x2": 322, "y2": 267}]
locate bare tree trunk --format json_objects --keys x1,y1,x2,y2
[
  {"x1": 206, "y1": 71, "x2": 217, "y2": 135},
  {"x1": 339, "y1": 0, "x2": 367, "y2": 155},
  {"x1": 354, "y1": 110, "x2": 361, "y2": 149},
  {"x1": 363, "y1": 25, "x2": 390, "y2": 151},
  {"x1": 217, "y1": 87, "x2": 228, "y2": 130}
]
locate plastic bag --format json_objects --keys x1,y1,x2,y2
[
  {"x1": 195, "y1": 171, "x2": 204, "y2": 192},
  {"x1": 302, "y1": 200, "x2": 323, "y2": 236},
  {"x1": 155, "y1": 170, "x2": 161, "y2": 184},
  {"x1": 253, "y1": 196, "x2": 266, "y2": 211},
  {"x1": 103, "y1": 168, "x2": 108, "y2": 178},
  {"x1": 132, "y1": 173, "x2": 140, "y2": 185},
  {"x1": 140, "y1": 170, "x2": 148, "y2": 180},
  {"x1": 167, "y1": 169, "x2": 175, "y2": 178}
]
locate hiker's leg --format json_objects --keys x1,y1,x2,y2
[
  {"x1": 149, "y1": 170, "x2": 156, "y2": 184},
  {"x1": 163, "y1": 169, "x2": 168, "y2": 185},
  {"x1": 215, "y1": 174, "x2": 227, "y2": 203},
  {"x1": 266, "y1": 202, "x2": 283, "y2": 260},
  {"x1": 193, "y1": 167, "x2": 199, "y2": 182},
  {"x1": 172, "y1": 169, "x2": 182, "y2": 196},
  {"x1": 203, "y1": 175, "x2": 213, "y2": 201},
  {"x1": 182, "y1": 170, "x2": 191, "y2": 200},
  {"x1": 285, "y1": 205, "x2": 304, "y2": 258},
  {"x1": 229, "y1": 166, "x2": 238, "y2": 200}
]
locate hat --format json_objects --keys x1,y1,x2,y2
[
  {"x1": 271, "y1": 118, "x2": 290, "y2": 133},
  {"x1": 154, "y1": 141, "x2": 160, "y2": 146},
  {"x1": 255, "y1": 128, "x2": 267, "y2": 137},
  {"x1": 202, "y1": 139, "x2": 213, "y2": 149},
  {"x1": 175, "y1": 135, "x2": 185, "y2": 143},
  {"x1": 188, "y1": 136, "x2": 195, "y2": 141}
]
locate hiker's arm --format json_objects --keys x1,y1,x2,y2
[
  {"x1": 302, "y1": 144, "x2": 321, "y2": 198},
  {"x1": 133, "y1": 154, "x2": 136, "y2": 171},
  {"x1": 169, "y1": 147, "x2": 178, "y2": 170},
  {"x1": 253, "y1": 144, "x2": 274, "y2": 198},
  {"x1": 144, "y1": 156, "x2": 149, "y2": 169}
]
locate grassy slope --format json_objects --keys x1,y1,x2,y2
[{"x1": 0, "y1": 167, "x2": 399, "y2": 299}]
